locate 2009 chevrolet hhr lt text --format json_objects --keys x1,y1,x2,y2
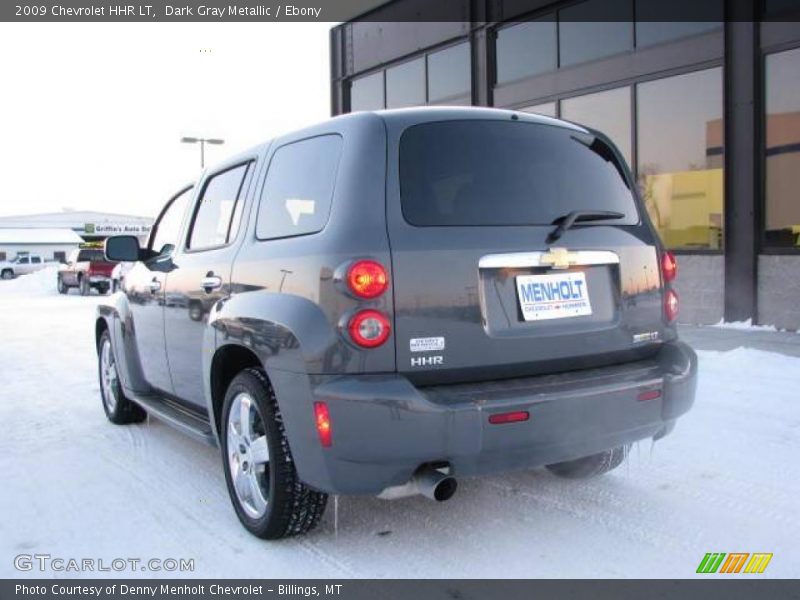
[{"x1": 97, "y1": 108, "x2": 698, "y2": 539}]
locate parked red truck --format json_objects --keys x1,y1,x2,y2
[{"x1": 57, "y1": 244, "x2": 117, "y2": 295}]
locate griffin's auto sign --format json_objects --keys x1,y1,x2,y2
[{"x1": 84, "y1": 223, "x2": 151, "y2": 235}]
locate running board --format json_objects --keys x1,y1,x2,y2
[{"x1": 129, "y1": 392, "x2": 217, "y2": 446}]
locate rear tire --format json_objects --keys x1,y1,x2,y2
[
  {"x1": 97, "y1": 283, "x2": 110, "y2": 295},
  {"x1": 221, "y1": 368, "x2": 328, "y2": 539},
  {"x1": 546, "y1": 445, "x2": 629, "y2": 479},
  {"x1": 57, "y1": 276, "x2": 68, "y2": 294},
  {"x1": 98, "y1": 330, "x2": 146, "y2": 425},
  {"x1": 79, "y1": 276, "x2": 90, "y2": 296}
]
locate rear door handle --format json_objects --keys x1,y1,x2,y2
[
  {"x1": 201, "y1": 276, "x2": 222, "y2": 292},
  {"x1": 148, "y1": 279, "x2": 161, "y2": 292}
]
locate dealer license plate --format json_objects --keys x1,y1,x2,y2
[{"x1": 516, "y1": 272, "x2": 593, "y2": 321}]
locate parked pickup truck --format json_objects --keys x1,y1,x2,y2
[
  {"x1": 58, "y1": 245, "x2": 116, "y2": 295},
  {"x1": 96, "y1": 107, "x2": 698, "y2": 540},
  {"x1": 0, "y1": 254, "x2": 48, "y2": 279}
]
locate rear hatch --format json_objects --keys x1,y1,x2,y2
[{"x1": 386, "y1": 117, "x2": 666, "y2": 385}]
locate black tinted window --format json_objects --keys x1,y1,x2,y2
[
  {"x1": 188, "y1": 163, "x2": 250, "y2": 250},
  {"x1": 400, "y1": 120, "x2": 638, "y2": 227},
  {"x1": 256, "y1": 135, "x2": 343, "y2": 240}
]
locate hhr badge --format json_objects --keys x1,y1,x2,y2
[{"x1": 411, "y1": 356, "x2": 444, "y2": 367}]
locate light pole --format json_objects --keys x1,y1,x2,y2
[{"x1": 181, "y1": 136, "x2": 225, "y2": 169}]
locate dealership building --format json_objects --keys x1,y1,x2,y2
[
  {"x1": 330, "y1": 1, "x2": 800, "y2": 329},
  {"x1": 0, "y1": 211, "x2": 153, "y2": 262}
]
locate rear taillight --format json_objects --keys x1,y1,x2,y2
[
  {"x1": 348, "y1": 309, "x2": 391, "y2": 348},
  {"x1": 347, "y1": 260, "x2": 389, "y2": 299},
  {"x1": 313, "y1": 402, "x2": 332, "y2": 448},
  {"x1": 661, "y1": 251, "x2": 677, "y2": 283},
  {"x1": 664, "y1": 288, "x2": 679, "y2": 322}
]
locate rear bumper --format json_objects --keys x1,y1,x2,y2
[
  {"x1": 272, "y1": 341, "x2": 698, "y2": 495},
  {"x1": 88, "y1": 275, "x2": 111, "y2": 284}
]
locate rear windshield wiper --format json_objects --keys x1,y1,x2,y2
[{"x1": 547, "y1": 210, "x2": 625, "y2": 244}]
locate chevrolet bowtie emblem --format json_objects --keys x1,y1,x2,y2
[{"x1": 540, "y1": 247, "x2": 579, "y2": 269}]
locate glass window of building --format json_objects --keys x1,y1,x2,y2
[
  {"x1": 635, "y1": 0, "x2": 721, "y2": 47},
  {"x1": 765, "y1": 47, "x2": 800, "y2": 248},
  {"x1": 386, "y1": 58, "x2": 425, "y2": 108},
  {"x1": 636, "y1": 22, "x2": 721, "y2": 48},
  {"x1": 561, "y1": 87, "x2": 632, "y2": 166},
  {"x1": 428, "y1": 42, "x2": 471, "y2": 102},
  {"x1": 558, "y1": 0, "x2": 632, "y2": 68},
  {"x1": 636, "y1": 67, "x2": 724, "y2": 250},
  {"x1": 495, "y1": 17, "x2": 557, "y2": 84},
  {"x1": 519, "y1": 102, "x2": 557, "y2": 118},
  {"x1": 350, "y1": 71, "x2": 384, "y2": 111}
]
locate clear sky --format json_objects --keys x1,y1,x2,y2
[{"x1": 0, "y1": 22, "x2": 333, "y2": 219}]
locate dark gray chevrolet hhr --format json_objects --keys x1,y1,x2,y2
[{"x1": 97, "y1": 107, "x2": 697, "y2": 539}]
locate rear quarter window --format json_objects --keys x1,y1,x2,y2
[
  {"x1": 399, "y1": 120, "x2": 639, "y2": 227},
  {"x1": 256, "y1": 135, "x2": 343, "y2": 240}
]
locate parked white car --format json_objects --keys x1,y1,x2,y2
[{"x1": 0, "y1": 254, "x2": 48, "y2": 279}]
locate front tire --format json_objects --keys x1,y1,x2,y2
[
  {"x1": 546, "y1": 445, "x2": 629, "y2": 479},
  {"x1": 1, "y1": 269, "x2": 13, "y2": 280},
  {"x1": 221, "y1": 368, "x2": 327, "y2": 539},
  {"x1": 98, "y1": 330, "x2": 146, "y2": 425}
]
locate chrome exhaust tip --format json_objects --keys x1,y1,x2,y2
[{"x1": 377, "y1": 466, "x2": 457, "y2": 502}]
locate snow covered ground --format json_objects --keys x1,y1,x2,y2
[{"x1": 1, "y1": 267, "x2": 798, "y2": 579}]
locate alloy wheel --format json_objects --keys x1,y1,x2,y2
[
  {"x1": 226, "y1": 392, "x2": 270, "y2": 519},
  {"x1": 100, "y1": 338, "x2": 119, "y2": 413}
]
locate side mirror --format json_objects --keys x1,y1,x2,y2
[{"x1": 105, "y1": 235, "x2": 140, "y2": 262}]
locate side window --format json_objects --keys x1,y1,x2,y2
[
  {"x1": 19, "y1": 256, "x2": 30, "y2": 264},
  {"x1": 256, "y1": 135, "x2": 343, "y2": 240},
  {"x1": 188, "y1": 163, "x2": 251, "y2": 250},
  {"x1": 149, "y1": 186, "x2": 193, "y2": 256},
  {"x1": 31, "y1": 256, "x2": 42, "y2": 264}
]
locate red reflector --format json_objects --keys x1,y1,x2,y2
[
  {"x1": 488, "y1": 411, "x2": 530, "y2": 425},
  {"x1": 661, "y1": 251, "x2": 678, "y2": 283},
  {"x1": 664, "y1": 288, "x2": 679, "y2": 322},
  {"x1": 314, "y1": 402, "x2": 332, "y2": 447},
  {"x1": 347, "y1": 260, "x2": 389, "y2": 299},
  {"x1": 637, "y1": 389, "x2": 662, "y2": 402},
  {"x1": 348, "y1": 309, "x2": 391, "y2": 348}
]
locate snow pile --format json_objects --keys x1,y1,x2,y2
[
  {"x1": 0, "y1": 265, "x2": 60, "y2": 297},
  {"x1": 711, "y1": 318, "x2": 797, "y2": 333}
]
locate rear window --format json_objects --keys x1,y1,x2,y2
[
  {"x1": 399, "y1": 120, "x2": 639, "y2": 227},
  {"x1": 77, "y1": 250, "x2": 105, "y2": 262}
]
